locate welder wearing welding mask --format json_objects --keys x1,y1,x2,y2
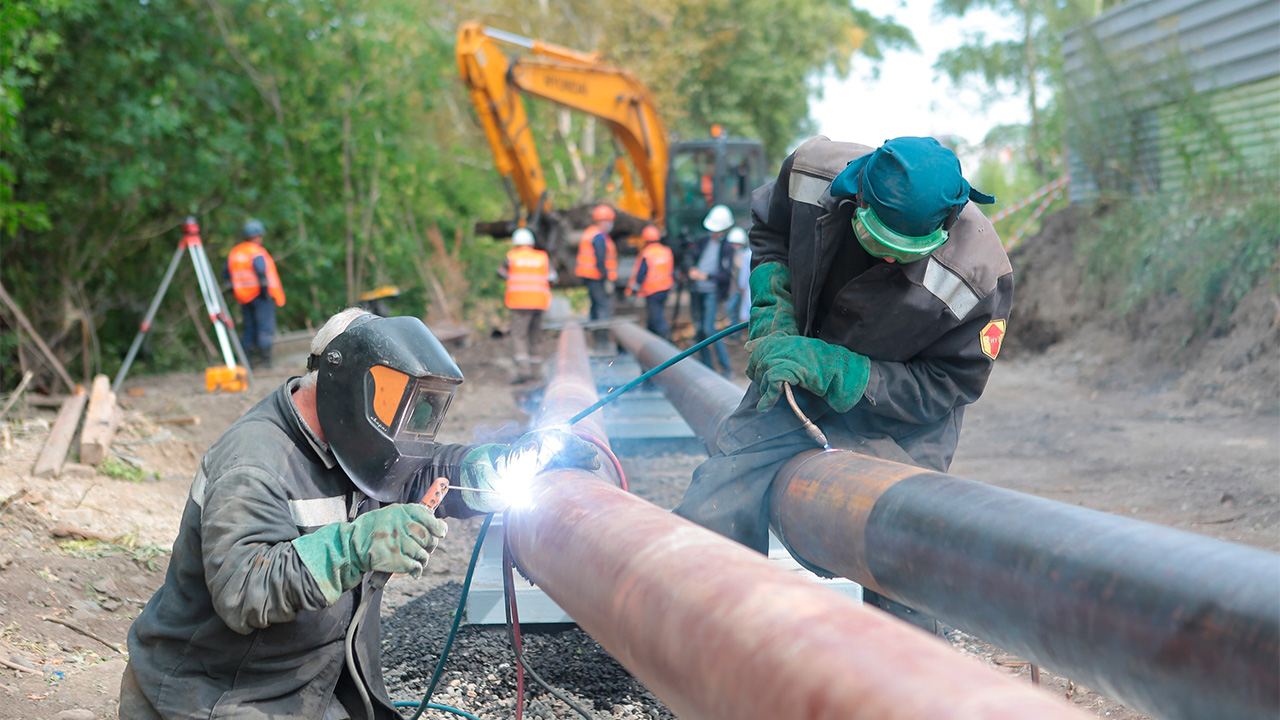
[
  {"x1": 119, "y1": 308, "x2": 597, "y2": 720},
  {"x1": 675, "y1": 136, "x2": 1013, "y2": 630}
]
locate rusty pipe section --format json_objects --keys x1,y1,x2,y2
[
  {"x1": 611, "y1": 322, "x2": 742, "y2": 452},
  {"x1": 504, "y1": 322, "x2": 1087, "y2": 720},
  {"x1": 533, "y1": 321, "x2": 613, "y2": 458},
  {"x1": 612, "y1": 321, "x2": 1280, "y2": 720}
]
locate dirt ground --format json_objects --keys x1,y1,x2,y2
[{"x1": 0, "y1": 233, "x2": 1276, "y2": 718}]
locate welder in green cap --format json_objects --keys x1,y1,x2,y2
[{"x1": 675, "y1": 136, "x2": 1013, "y2": 631}]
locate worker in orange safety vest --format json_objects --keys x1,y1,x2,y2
[
  {"x1": 575, "y1": 204, "x2": 618, "y2": 322},
  {"x1": 226, "y1": 219, "x2": 285, "y2": 369},
  {"x1": 499, "y1": 228, "x2": 557, "y2": 383},
  {"x1": 626, "y1": 225, "x2": 674, "y2": 338}
]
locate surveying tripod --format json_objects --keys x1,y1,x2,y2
[{"x1": 111, "y1": 217, "x2": 253, "y2": 394}]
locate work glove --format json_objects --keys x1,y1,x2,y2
[
  {"x1": 745, "y1": 262, "x2": 799, "y2": 346},
  {"x1": 459, "y1": 428, "x2": 601, "y2": 513},
  {"x1": 292, "y1": 503, "x2": 448, "y2": 606},
  {"x1": 749, "y1": 334, "x2": 871, "y2": 414}
]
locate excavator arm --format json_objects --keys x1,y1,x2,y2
[{"x1": 456, "y1": 23, "x2": 669, "y2": 228}]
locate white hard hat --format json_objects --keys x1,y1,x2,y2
[
  {"x1": 512, "y1": 228, "x2": 535, "y2": 246},
  {"x1": 703, "y1": 204, "x2": 734, "y2": 233},
  {"x1": 727, "y1": 227, "x2": 747, "y2": 245}
]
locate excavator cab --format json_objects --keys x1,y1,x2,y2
[{"x1": 665, "y1": 134, "x2": 766, "y2": 257}]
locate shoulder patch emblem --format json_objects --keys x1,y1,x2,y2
[{"x1": 980, "y1": 319, "x2": 1007, "y2": 360}]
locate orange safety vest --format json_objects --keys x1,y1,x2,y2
[
  {"x1": 631, "y1": 242, "x2": 674, "y2": 297},
  {"x1": 227, "y1": 242, "x2": 286, "y2": 306},
  {"x1": 504, "y1": 247, "x2": 553, "y2": 311},
  {"x1": 575, "y1": 225, "x2": 618, "y2": 281}
]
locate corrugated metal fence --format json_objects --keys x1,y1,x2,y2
[{"x1": 1063, "y1": 0, "x2": 1280, "y2": 199}]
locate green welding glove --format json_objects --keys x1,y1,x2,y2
[
  {"x1": 459, "y1": 429, "x2": 601, "y2": 513},
  {"x1": 292, "y1": 503, "x2": 448, "y2": 606},
  {"x1": 746, "y1": 262, "x2": 800, "y2": 343},
  {"x1": 459, "y1": 444, "x2": 508, "y2": 513},
  {"x1": 744, "y1": 262, "x2": 801, "y2": 387},
  {"x1": 751, "y1": 334, "x2": 871, "y2": 414}
]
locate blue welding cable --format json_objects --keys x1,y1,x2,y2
[
  {"x1": 400, "y1": 513, "x2": 494, "y2": 720},
  {"x1": 394, "y1": 701, "x2": 483, "y2": 720},
  {"x1": 567, "y1": 321, "x2": 748, "y2": 426}
]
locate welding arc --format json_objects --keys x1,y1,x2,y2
[
  {"x1": 567, "y1": 321, "x2": 748, "y2": 427},
  {"x1": 390, "y1": 321, "x2": 745, "y2": 718}
]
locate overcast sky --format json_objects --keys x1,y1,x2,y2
[{"x1": 812, "y1": 0, "x2": 1029, "y2": 149}]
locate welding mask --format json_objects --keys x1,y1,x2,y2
[{"x1": 312, "y1": 316, "x2": 464, "y2": 501}]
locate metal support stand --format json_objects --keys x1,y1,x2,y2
[{"x1": 112, "y1": 217, "x2": 253, "y2": 394}]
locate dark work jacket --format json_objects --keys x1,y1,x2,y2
[
  {"x1": 743, "y1": 136, "x2": 1014, "y2": 471},
  {"x1": 123, "y1": 381, "x2": 473, "y2": 720}
]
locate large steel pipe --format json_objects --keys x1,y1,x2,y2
[
  {"x1": 612, "y1": 322, "x2": 742, "y2": 451},
  {"x1": 503, "y1": 322, "x2": 1087, "y2": 720},
  {"x1": 611, "y1": 321, "x2": 1280, "y2": 720}
]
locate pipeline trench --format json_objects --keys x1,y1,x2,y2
[{"x1": 373, "y1": 321, "x2": 1279, "y2": 720}]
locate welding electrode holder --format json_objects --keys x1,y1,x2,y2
[{"x1": 782, "y1": 382, "x2": 830, "y2": 450}]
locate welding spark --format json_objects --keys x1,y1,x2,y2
[{"x1": 488, "y1": 428, "x2": 567, "y2": 511}]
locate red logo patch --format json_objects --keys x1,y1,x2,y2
[{"x1": 980, "y1": 319, "x2": 1006, "y2": 359}]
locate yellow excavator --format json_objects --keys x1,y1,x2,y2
[{"x1": 456, "y1": 22, "x2": 766, "y2": 275}]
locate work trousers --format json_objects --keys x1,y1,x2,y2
[
  {"x1": 118, "y1": 664, "x2": 162, "y2": 720},
  {"x1": 675, "y1": 382, "x2": 916, "y2": 558},
  {"x1": 240, "y1": 294, "x2": 276, "y2": 368},
  {"x1": 689, "y1": 290, "x2": 730, "y2": 374},
  {"x1": 584, "y1": 278, "x2": 611, "y2": 321},
  {"x1": 643, "y1": 290, "x2": 670, "y2": 339},
  {"x1": 675, "y1": 382, "x2": 944, "y2": 633},
  {"x1": 509, "y1": 308, "x2": 544, "y2": 379}
]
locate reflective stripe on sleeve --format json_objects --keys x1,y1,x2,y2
[
  {"x1": 288, "y1": 496, "x2": 349, "y2": 527},
  {"x1": 787, "y1": 172, "x2": 829, "y2": 207},
  {"x1": 922, "y1": 258, "x2": 980, "y2": 319}
]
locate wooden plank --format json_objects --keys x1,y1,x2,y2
[
  {"x1": 79, "y1": 375, "x2": 119, "y2": 466},
  {"x1": 32, "y1": 388, "x2": 88, "y2": 478},
  {"x1": 0, "y1": 280, "x2": 76, "y2": 392},
  {"x1": 0, "y1": 370, "x2": 34, "y2": 422}
]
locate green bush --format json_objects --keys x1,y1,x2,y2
[{"x1": 1080, "y1": 178, "x2": 1280, "y2": 329}]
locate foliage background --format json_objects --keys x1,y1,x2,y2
[
  {"x1": 3, "y1": 0, "x2": 1274, "y2": 395},
  {"x1": 1, "y1": 0, "x2": 910, "y2": 388}
]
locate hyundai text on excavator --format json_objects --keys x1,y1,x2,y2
[{"x1": 456, "y1": 23, "x2": 766, "y2": 276}]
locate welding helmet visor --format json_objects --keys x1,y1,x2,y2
[{"x1": 314, "y1": 316, "x2": 464, "y2": 501}]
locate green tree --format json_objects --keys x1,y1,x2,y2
[
  {"x1": 0, "y1": 0, "x2": 84, "y2": 235},
  {"x1": 933, "y1": 0, "x2": 1098, "y2": 176}
]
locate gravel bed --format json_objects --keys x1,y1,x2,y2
[{"x1": 383, "y1": 582, "x2": 677, "y2": 720}]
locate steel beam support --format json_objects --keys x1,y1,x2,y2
[
  {"x1": 502, "y1": 322, "x2": 1086, "y2": 720},
  {"x1": 611, "y1": 321, "x2": 1280, "y2": 720}
]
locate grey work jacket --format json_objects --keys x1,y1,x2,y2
[
  {"x1": 123, "y1": 380, "x2": 472, "y2": 720},
  {"x1": 742, "y1": 136, "x2": 1014, "y2": 471}
]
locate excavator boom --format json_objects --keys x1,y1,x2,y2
[{"x1": 456, "y1": 23, "x2": 669, "y2": 227}]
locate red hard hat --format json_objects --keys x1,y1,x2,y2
[
  {"x1": 641, "y1": 225, "x2": 661, "y2": 242},
  {"x1": 592, "y1": 205, "x2": 616, "y2": 222}
]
